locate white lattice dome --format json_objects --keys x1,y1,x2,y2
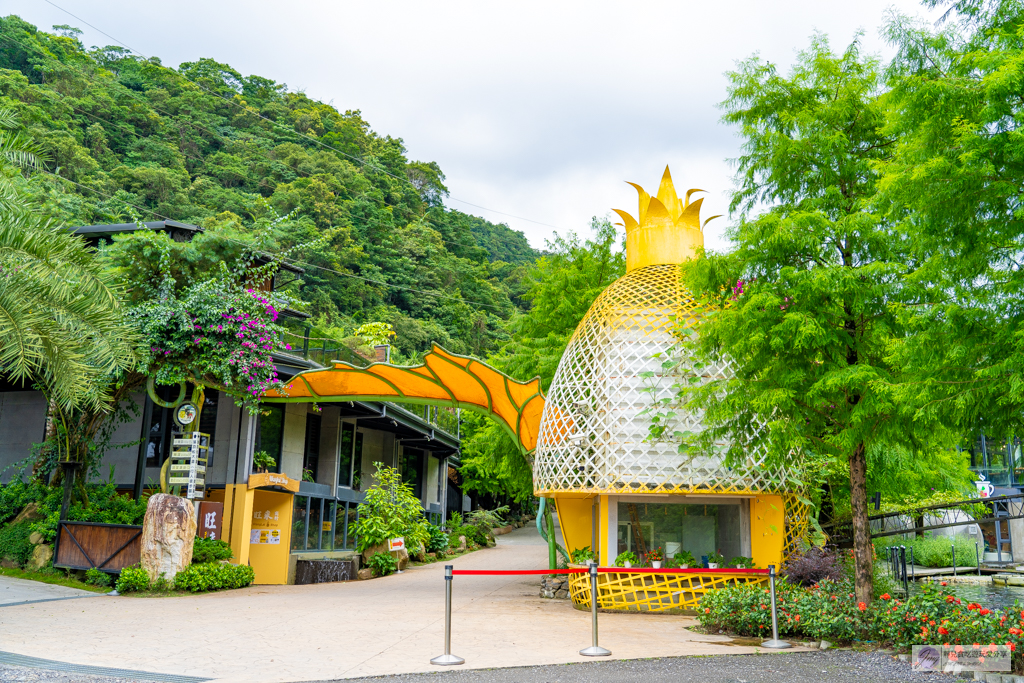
[{"x1": 533, "y1": 263, "x2": 788, "y2": 495}]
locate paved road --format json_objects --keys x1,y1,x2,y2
[
  {"x1": 0, "y1": 652, "x2": 949, "y2": 683},
  {"x1": 0, "y1": 576, "x2": 100, "y2": 607},
  {"x1": 0, "y1": 526, "x2": 785, "y2": 682}
]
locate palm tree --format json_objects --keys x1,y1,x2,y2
[{"x1": 0, "y1": 108, "x2": 138, "y2": 413}]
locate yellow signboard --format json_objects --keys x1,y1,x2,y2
[{"x1": 248, "y1": 471, "x2": 300, "y2": 493}]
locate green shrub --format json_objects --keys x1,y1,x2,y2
[
  {"x1": 352, "y1": 463, "x2": 428, "y2": 553},
  {"x1": 0, "y1": 522, "x2": 34, "y2": 566},
  {"x1": 192, "y1": 537, "x2": 233, "y2": 563},
  {"x1": 729, "y1": 556, "x2": 756, "y2": 568},
  {"x1": 114, "y1": 564, "x2": 151, "y2": 593},
  {"x1": 85, "y1": 568, "x2": 112, "y2": 587},
  {"x1": 368, "y1": 551, "x2": 397, "y2": 577},
  {"x1": 425, "y1": 524, "x2": 449, "y2": 554},
  {"x1": 174, "y1": 562, "x2": 255, "y2": 592}
]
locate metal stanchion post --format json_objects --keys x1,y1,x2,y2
[
  {"x1": 762, "y1": 565, "x2": 791, "y2": 649},
  {"x1": 580, "y1": 564, "x2": 611, "y2": 656},
  {"x1": 431, "y1": 565, "x2": 465, "y2": 666},
  {"x1": 900, "y1": 546, "x2": 908, "y2": 593},
  {"x1": 951, "y1": 544, "x2": 957, "y2": 577}
]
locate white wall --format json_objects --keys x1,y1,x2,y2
[{"x1": 280, "y1": 403, "x2": 307, "y2": 480}]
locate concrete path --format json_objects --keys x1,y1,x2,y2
[
  {"x1": 0, "y1": 526, "x2": 802, "y2": 683},
  {"x1": 0, "y1": 575, "x2": 100, "y2": 607}
]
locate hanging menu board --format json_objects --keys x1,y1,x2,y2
[{"x1": 168, "y1": 432, "x2": 209, "y2": 500}]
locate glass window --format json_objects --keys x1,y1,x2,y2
[
  {"x1": 352, "y1": 432, "x2": 364, "y2": 491},
  {"x1": 257, "y1": 404, "x2": 285, "y2": 473},
  {"x1": 303, "y1": 413, "x2": 322, "y2": 482},
  {"x1": 291, "y1": 496, "x2": 308, "y2": 551},
  {"x1": 321, "y1": 500, "x2": 336, "y2": 550},
  {"x1": 400, "y1": 448, "x2": 423, "y2": 499},
  {"x1": 307, "y1": 498, "x2": 322, "y2": 550},
  {"x1": 144, "y1": 383, "x2": 180, "y2": 467},
  {"x1": 339, "y1": 422, "x2": 355, "y2": 488},
  {"x1": 340, "y1": 501, "x2": 358, "y2": 550},
  {"x1": 617, "y1": 501, "x2": 744, "y2": 566}
]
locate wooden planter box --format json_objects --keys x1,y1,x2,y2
[{"x1": 54, "y1": 521, "x2": 142, "y2": 573}]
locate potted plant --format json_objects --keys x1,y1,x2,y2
[
  {"x1": 614, "y1": 551, "x2": 638, "y2": 568},
  {"x1": 729, "y1": 556, "x2": 756, "y2": 569},
  {"x1": 253, "y1": 450, "x2": 276, "y2": 473},
  {"x1": 570, "y1": 546, "x2": 595, "y2": 565},
  {"x1": 673, "y1": 550, "x2": 696, "y2": 569},
  {"x1": 647, "y1": 547, "x2": 664, "y2": 568},
  {"x1": 707, "y1": 551, "x2": 724, "y2": 569}
]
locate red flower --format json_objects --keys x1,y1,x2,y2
[
  {"x1": 705, "y1": 608, "x2": 710, "y2": 613},
  {"x1": 980, "y1": 608, "x2": 991, "y2": 616},
  {"x1": 973, "y1": 643, "x2": 980, "y2": 649},
  {"x1": 939, "y1": 627, "x2": 949, "y2": 635},
  {"x1": 880, "y1": 593, "x2": 891, "y2": 600},
  {"x1": 1009, "y1": 628, "x2": 1022, "y2": 636},
  {"x1": 941, "y1": 581, "x2": 948, "y2": 586},
  {"x1": 858, "y1": 602, "x2": 867, "y2": 612}
]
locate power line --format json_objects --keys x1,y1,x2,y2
[
  {"x1": 0, "y1": 31, "x2": 504, "y2": 256},
  {"x1": 39, "y1": 0, "x2": 567, "y2": 235},
  {"x1": 20, "y1": 162, "x2": 510, "y2": 312}
]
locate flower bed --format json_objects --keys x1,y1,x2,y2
[{"x1": 698, "y1": 579, "x2": 1024, "y2": 672}]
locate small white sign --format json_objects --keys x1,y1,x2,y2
[
  {"x1": 388, "y1": 537, "x2": 405, "y2": 552},
  {"x1": 975, "y1": 474, "x2": 995, "y2": 498}
]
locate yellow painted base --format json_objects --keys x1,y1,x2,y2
[{"x1": 248, "y1": 489, "x2": 293, "y2": 585}]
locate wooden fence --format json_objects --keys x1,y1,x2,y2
[{"x1": 54, "y1": 521, "x2": 142, "y2": 573}]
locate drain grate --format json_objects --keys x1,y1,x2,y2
[{"x1": 0, "y1": 651, "x2": 211, "y2": 682}]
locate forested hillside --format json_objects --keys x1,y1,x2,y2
[{"x1": 0, "y1": 16, "x2": 538, "y2": 360}]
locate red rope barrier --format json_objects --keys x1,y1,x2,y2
[
  {"x1": 451, "y1": 569, "x2": 588, "y2": 575},
  {"x1": 449, "y1": 567, "x2": 768, "y2": 576}
]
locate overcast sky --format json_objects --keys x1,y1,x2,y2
[{"x1": 8, "y1": 0, "x2": 939, "y2": 251}]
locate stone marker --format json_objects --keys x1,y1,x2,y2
[{"x1": 140, "y1": 493, "x2": 196, "y2": 582}]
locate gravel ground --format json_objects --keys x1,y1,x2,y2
[
  {"x1": 320, "y1": 652, "x2": 965, "y2": 683},
  {"x1": 0, "y1": 665, "x2": 136, "y2": 683},
  {"x1": 0, "y1": 651, "x2": 974, "y2": 683}
]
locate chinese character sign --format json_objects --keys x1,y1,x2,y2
[{"x1": 197, "y1": 502, "x2": 223, "y2": 540}]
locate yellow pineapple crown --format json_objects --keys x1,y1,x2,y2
[{"x1": 612, "y1": 166, "x2": 720, "y2": 272}]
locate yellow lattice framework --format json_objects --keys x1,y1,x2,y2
[
  {"x1": 568, "y1": 570, "x2": 769, "y2": 613},
  {"x1": 532, "y1": 262, "x2": 795, "y2": 497}
]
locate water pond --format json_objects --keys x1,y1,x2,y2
[{"x1": 908, "y1": 578, "x2": 1024, "y2": 612}]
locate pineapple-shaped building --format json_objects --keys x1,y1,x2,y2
[{"x1": 533, "y1": 168, "x2": 802, "y2": 607}]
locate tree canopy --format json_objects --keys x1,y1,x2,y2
[{"x1": 0, "y1": 15, "x2": 538, "y2": 362}]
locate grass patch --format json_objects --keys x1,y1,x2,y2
[{"x1": 0, "y1": 566, "x2": 109, "y2": 593}]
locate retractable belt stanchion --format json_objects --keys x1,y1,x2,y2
[
  {"x1": 761, "y1": 564, "x2": 791, "y2": 649},
  {"x1": 430, "y1": 565, "x2": 465, "y2": 666},
  {"x1": 579, "y1": 562, "x2": 611, "y2": 657}
]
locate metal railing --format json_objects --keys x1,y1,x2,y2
[
  {"x1": 821, "y1": 492, "x2": 1024, "y2": 545},
  {"x1": 280, "y1": 329, "x2": 371, "y2": 368},
  {"x1": 277, "y1": 328, "x2": 460, "y2": 438}
]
